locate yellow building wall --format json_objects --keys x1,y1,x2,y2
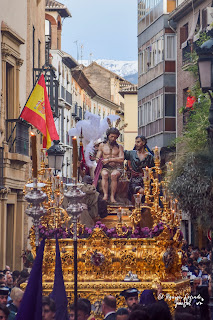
[{"x1": 124, "y1": 93, "x2": 138, "y2": 151}]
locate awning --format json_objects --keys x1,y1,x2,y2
[
  {"x1": 181, "y1": 11, "x2": 199, "y2": 49},
  {"x1": 187, "y1": 11, "x2": 199, "y2": 40}
]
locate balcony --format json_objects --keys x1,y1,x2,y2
[
  {"x1": 182, "y1": 41, "x2": 199, "y2": 68},
  {"x1": 6, "y1": 119, "x2": 29, "y2": 156}
]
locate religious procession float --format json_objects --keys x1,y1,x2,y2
[{"x1": 24, "y1": 112, "x2": 190, "y2": 315}]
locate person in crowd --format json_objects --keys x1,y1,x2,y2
[
  {"x1": 7, "y1": 287, "x2": 23, "y2": 320},
  {"x1": 0, "y1": 274, "x2": 6, "y2": 287},
  {"x1": 77, "y1": 299, "x2": 91, "y2": 320},
  {"x1": 139, "y1": 290, "x2": 156, "y2": 306},
  {"x1": 11, "y1": 271, "x2": 20, "y2": 288},
  {"x1": 115, "y1": 308, "x2": 129, "y2": 320},
  {"x1": 0, "y1": 304, "x2": 10, "y2": 320},
  {"x1": 16, "y1": 269, "x2": 29, "y2": 288},
  {"x1": 187, "y1": 258, "x2": 197, "y2": 275},
  {"x1": 181, "y1": 266, "x2": 189, "y2": 279},
  {"x1": 128, "y1": 309, "x2": 150, "y2": 320},
  {"x1": 42, "y1": 296, "x2": 56, "y2": 320},
  {"x1": 101, "y1": 295, "x2": 116, "y2": 320},
  {"x1": 146, "y1": 301, "x2": 172, "y2": 320},
  {"x1": 0, "y1": 288, "x2": 9, "y2": 306},
  {"x1": 68, "y1": 304, "x2": 74, "y2": 320},
  {"x1": 5, "y1": 275, "x2": 13, "y2": 292},
  {"x1": 120, "y1": 288, "x2": 139, "y2": 313}
]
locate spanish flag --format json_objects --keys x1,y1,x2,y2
[{"x1": 20, "y1": 74, "x2": 59, "y2": 149}]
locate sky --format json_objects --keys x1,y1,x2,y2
[{"x1": 59, "y1": 0, "x2": 137, "y2": 62}]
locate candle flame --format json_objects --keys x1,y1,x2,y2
[
  {"x1": 72, "y1": 136, "x2": 77, "y2": 140},
  {"x1": 30, "y1": 132, "x2": 35, "y2": 136}
]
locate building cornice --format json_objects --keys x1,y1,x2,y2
[{"x1": 1, "y1": 22, "x2": 25, "y2": 46}]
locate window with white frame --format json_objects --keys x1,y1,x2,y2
[{"x1": 165, "y1": 35, "x2": 176, "y2": 60}]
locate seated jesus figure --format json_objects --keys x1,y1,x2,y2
[{"x1": 96, "y1": 127, "x2": 124, "y2": 203}]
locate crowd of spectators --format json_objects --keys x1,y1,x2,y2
[{"x1": 0, "y1": 241, "x2": 212, "y2": 320}]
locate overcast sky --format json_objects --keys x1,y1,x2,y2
[{"x1": 60, "y1": 0, "x2": 137, "y2": 62}]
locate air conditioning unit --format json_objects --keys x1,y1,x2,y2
[{"x1": 206, "y1": 7, "x2": 213, "y2": 25}]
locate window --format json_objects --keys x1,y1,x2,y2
[
  {"x1": 165, "y1": 35, "x2": 176, "y2": 60},
  {"x1": 165, "y1": 94, "x2": 176, "y2": 116}
]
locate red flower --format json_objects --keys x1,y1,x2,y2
[{"x1": 186, "y1": 96, "x2": 196, "y2": 109}]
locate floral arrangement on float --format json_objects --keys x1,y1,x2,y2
[{"x1": 37, "y1": 221, "x2": 183, "y2": 241}]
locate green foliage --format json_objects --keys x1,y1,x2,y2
[
  {"x1": 168, "y1": 150, "x2": 213, "y2": 229},
  {"x1": 168, "y1": 33, "x2": 213, "y2": 227}
]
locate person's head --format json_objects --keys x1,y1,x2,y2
[
  {"x1": 140, "y1": 290, "x2": 156, "y2": 306},
  {"x1": 20, "y1": 269, "x2": 30, "y2": 279},
  {"x1": 128, "y1": 310, "x2": 150, "y2": 320},
  {"x1": 120, "y1": 289, "x2": 139, "y2": 311},
  {"x1": 77, "y1": 300, "x2": 90, "y2": 320},
  {"x1": 0, "y1": 304, "x2": 10, "y2": 320},
  {"x1": 102, "y1": 295, "x2": 116, "y2": 316},
  {"x1": 82, "y1": 175, "x2": 93, "y2": 185},
  {"x1": 181, "y1": 266, "x2": 189, "y2": 278},
  {"x1": 0, "y1": 288, "x2": 9, "y2": 306},
  {"x1": 135, "y1": 136, "x2": 147, "y2": 151},
  {"x1": 116, "y1": 308, "x2": 129, "y2": 320},
  {"x1": 192, "y1": 277, "x2": 201, "y2": 293},
  {"x1": 0, "y1": 275, "x2": 6, "y2": 286},
  {"x1": 10, "y1": 287, "x2": 24, "y2": 309},
  {"x1": 68, "y1": 304, "x2": 75, "y2": 320},
  {"x1": 42, "y1": 296, "x2": 56, "y2": 320},
  {"x1": 5, "y1": 273, "x2": 13, "y2": 287},
  {"x1": 187, "y1": 258, "x2": 193, "y2": 266},
  {"x1": 106, "y1": 128, "x2": 120, "y2": 146},
  {"x1": 147, "y1": 302, "x2": 172, "y2": 320}
]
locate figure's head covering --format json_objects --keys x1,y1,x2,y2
[
  {"x1": 0, "y1": 287, "x2": 9, "y2": 296},
  {"x1": 120, "y1": 288, "x2": 139, "y2": 299},
  {"x1": 181, "y1": 266, "x2": 189, "y2": 272},
  {"x1": 139, "y1": 289, "x2": 156, "y2": 306}
]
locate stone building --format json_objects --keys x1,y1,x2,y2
[
  {"x1": 137, "y1": 0, "x2": 176, "y2": 151},
  {"x1": 0, "y1": 0, "x2": 46, "y2": 270}
]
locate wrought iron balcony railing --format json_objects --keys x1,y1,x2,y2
[{"x1": 6, "y1": 119, "x2": 29, "y2": 156}]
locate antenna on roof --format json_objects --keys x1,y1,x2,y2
[
  {"x1": 74, "y1": 40, "x2": 79, "y2": 61},
  {"x1": 80, "y1": 44, "x2": 84, "y2": 64},
  {"x1": 89, "y1": 53, "x2": 93, "y2": 65}
]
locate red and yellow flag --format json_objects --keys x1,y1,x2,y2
[{"x1": 20, "y1": 74, "x2": 59, "y2": 149}]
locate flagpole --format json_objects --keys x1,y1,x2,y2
[{"x1": 19, "y1": 69, "x2": 43, "y2": 118}]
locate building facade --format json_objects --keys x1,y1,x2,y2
[
  {"x1": 138, "y1": 0, "x2": 176, "y2": 150},
  {"x1": 168, "y1": 0, "x2": 212, "y2": 246},
  {"x1": 0, "y1": 0, "x2": 46, "y2": 270}
]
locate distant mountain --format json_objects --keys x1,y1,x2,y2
[{"x1": 82, "y1": 59, "x2": 138, "y2": 84}]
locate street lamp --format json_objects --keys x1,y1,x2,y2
[
  {"x1": 197, "y1": 37, "x2": 213, "y2": 146},
  {"x1": 197, "y1": 37, "x2": 213, "y2": 318},
  {"x1": 64, "y1": 184, "x2": 85, "y2": 320},
  {"x1": 47, "y1": 140, "x2": 65, "y2": 175}
]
